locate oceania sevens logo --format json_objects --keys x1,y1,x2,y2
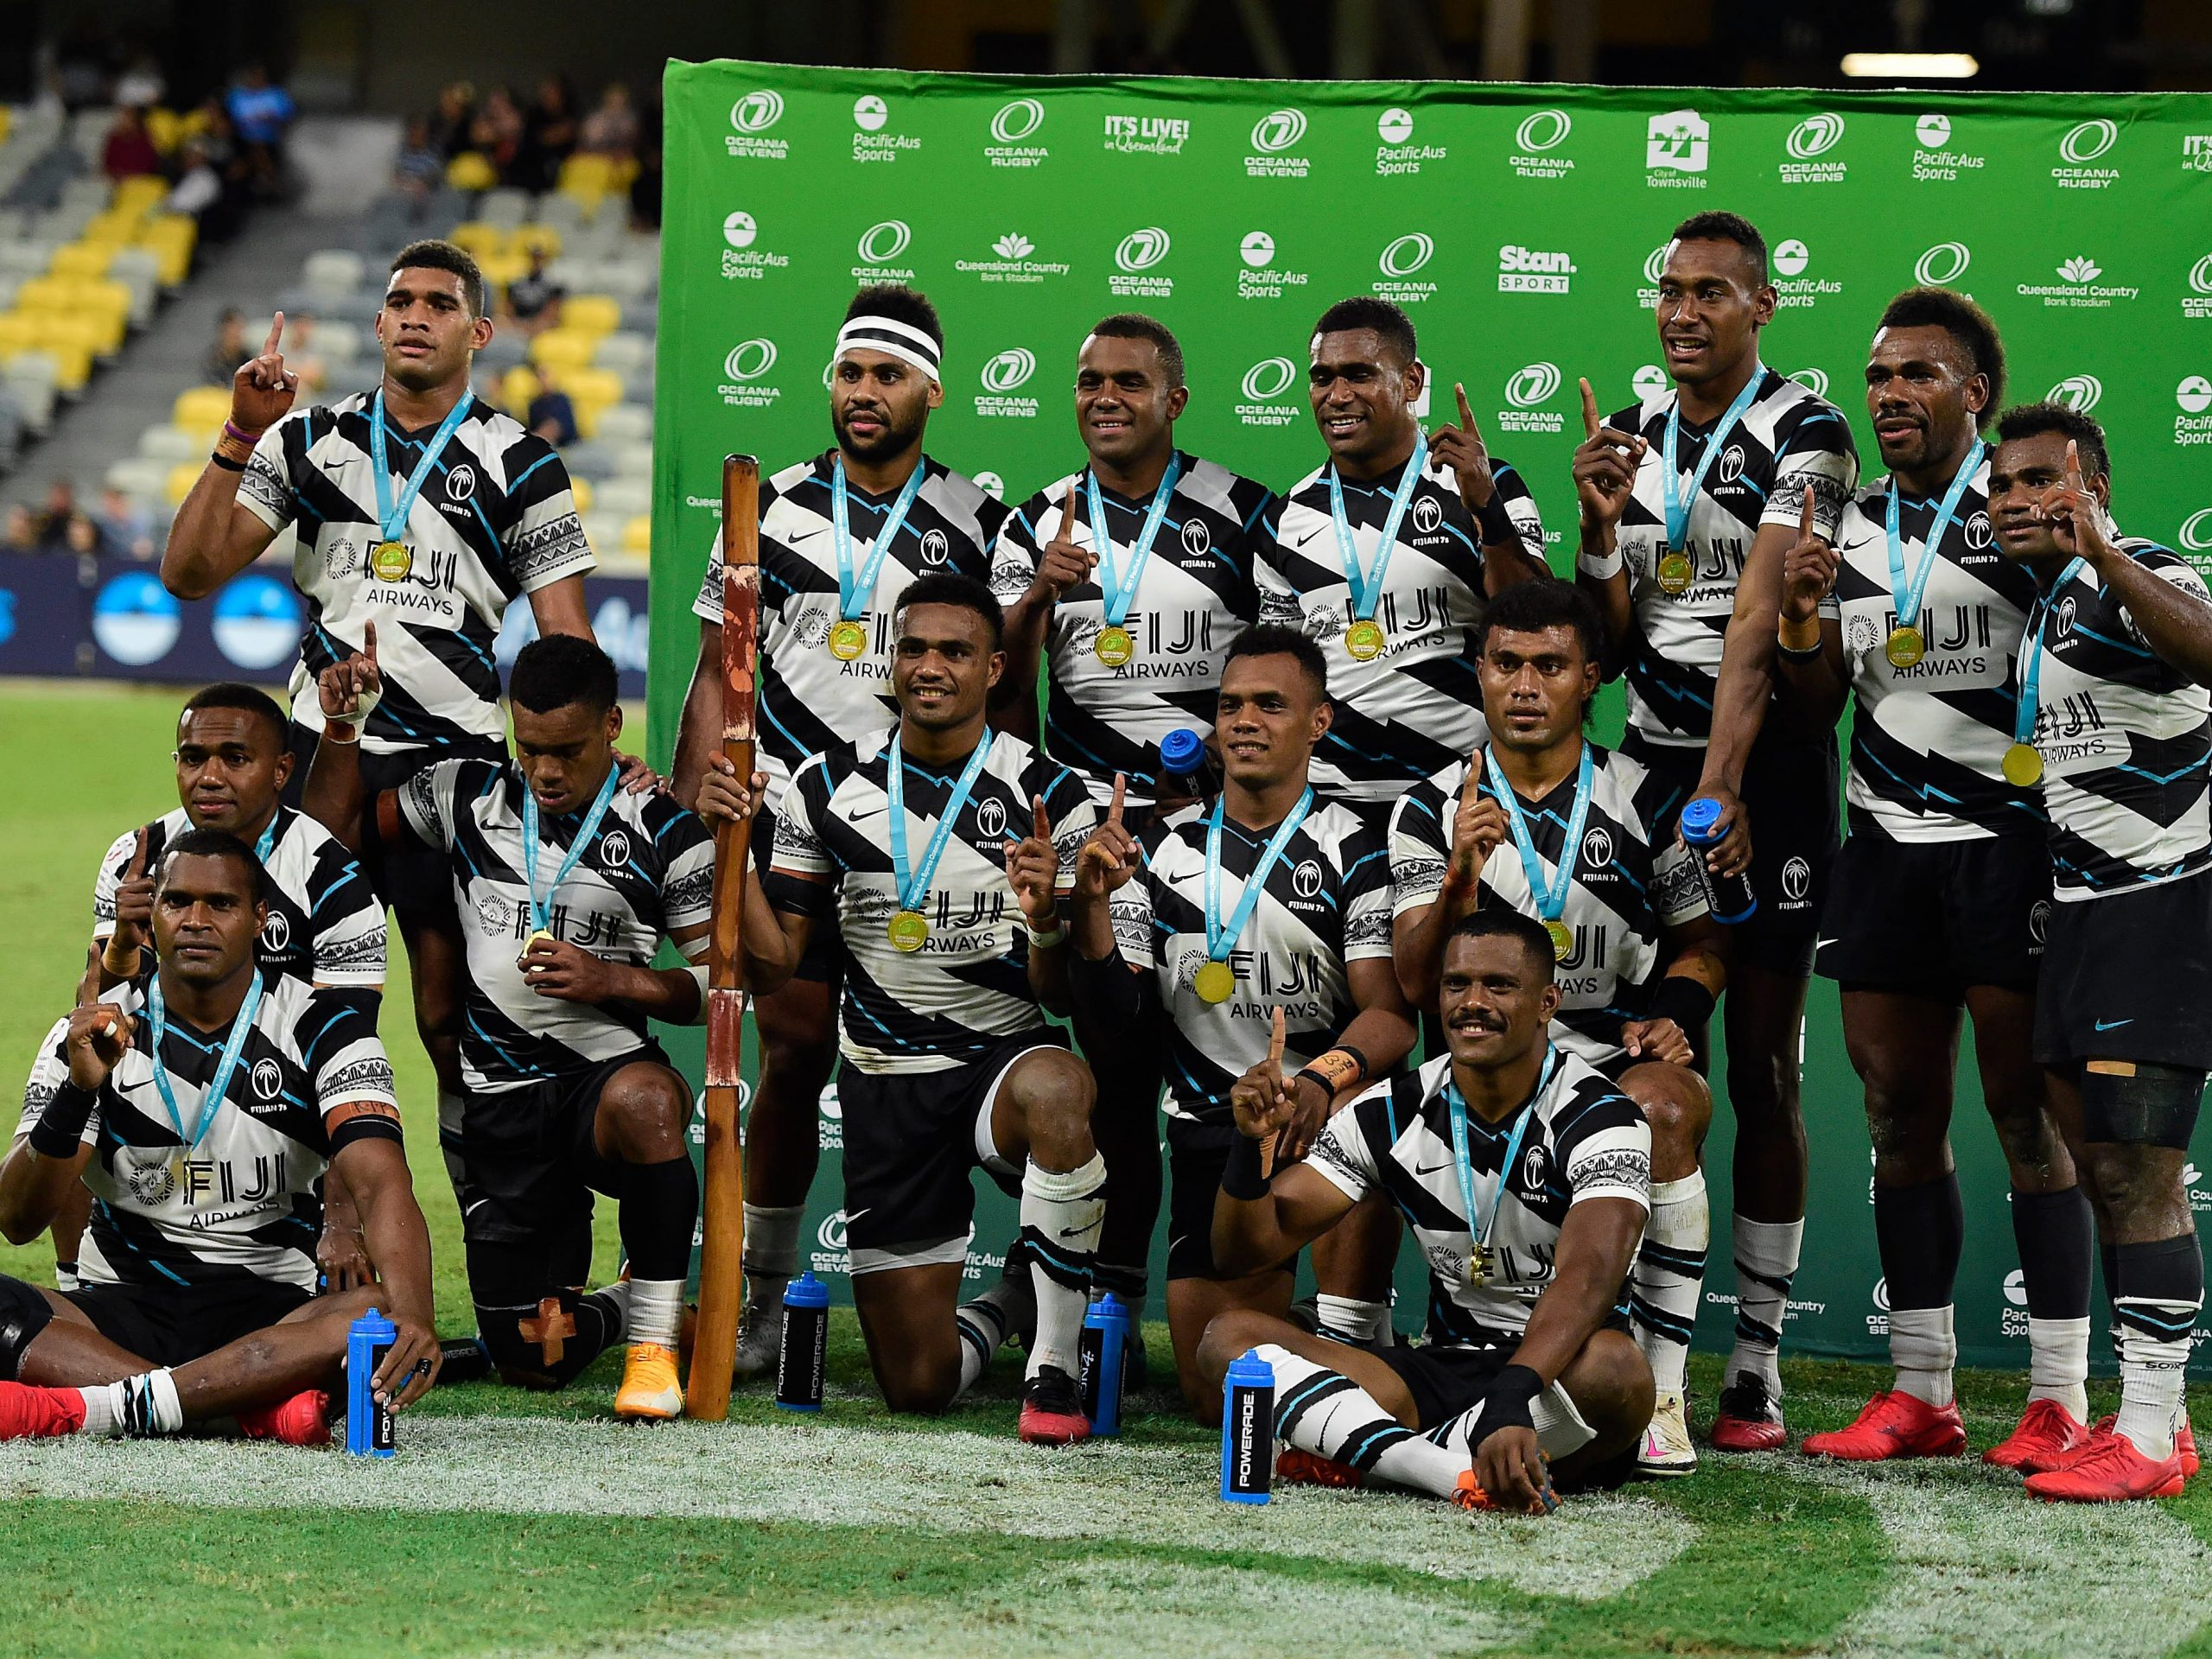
[
  {"x1": 723, "y1": 339, "x2": 778, "y2": 380},
  {"x1": 1114, "y1": 226, "x2": 1171, "y2": 271},
  {"x1": 980, "y1": 348, "x2": 1036, "y2": 393},
  {"x1": 729, "y1": 91, "x2": 784, "y2": 133},
  {"x1": 1505, "y1": 362, "x2": 1560, "y2": 408},
  {"x1": 990, "y1": 99, "x2": 1045, "y2": 143},
  {"x1": 1378, "y1": 232, "x2": 1434, "y2": 277},
  {"x1": 1242, "y1": 357, "x2": 1296, "y2": 401},
  {"x1": 1786, "y1": 112, "x2": 1846, "y2": 158},
  {"x1": 2047, "y1": 374, "x2": 2103, "y2": 413},
  {"x1": 1515, "y1": 109, "x2": 1571, "y2": 151},
  {"x1": 2060, "y1": 118, "x2": 2118, "y2": 163},
  {"x1": 2180, "y1": 508, "x2": 2212, "y2": 553},
  {"x1": 1250, "y1": 108, "x2": 1306, "y2": 152},
  {"x1": 856, "y1": 219, "x2": 912, "y2": 263},
  {"x1": 1914, "y1": 242, "x2": 1971, "y2": 285}
]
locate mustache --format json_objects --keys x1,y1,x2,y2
[{"x1": 1448, "y1": 1012, "x2": 1507, "y2": 1034}]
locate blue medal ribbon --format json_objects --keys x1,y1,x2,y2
[
  {"x1": 251, "y1": 813, "x2": 277, "y2": 863},
  {"x1": 147, "y1": 969, "x2": 266, "y2": 1160},
  {"x1": 521, "y1": 766, "x2": 620, "y2": 935},
  {"x1": 1885, "y1": 439, "x2": 1986, "y2": 645},
  {"x1": 369, "y1": 389, "x2": 475, "y2": 545},
  {"x1": 1661, "y1": 368, "x2": 1767, "y2": 551},
  {"x1": 1445, "y1": 1043, "x2": 1560, "y2": 1267},
  {"x1": 1203, "y1": 788, "x2": 1315, "y2": 965},
  {"x1": 831, "y1": 454, "x2": 927, "y2": 623},
  {"x1": 1085, "y1": 454, "x2": 1184, "y2": 629},
  {"x1": 1326, "y1": 432, "x2": 1428, "y2": 623},
  {"x1": 887, "y1": 729, "x2": 995, "y2": 916},
  {"x1": 1483, "y1": 744, "x2": 1597, "y2": 928},
  {"x1": 2014, "y1": 556, "x2": 2089, "y2": 747}
]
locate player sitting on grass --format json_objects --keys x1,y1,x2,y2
[
  {"x1": 702, "y1": 573, "x2": 1106, "y2": 1443},
  {"x1": 0, "y1": 830, "x2": 438, "y2": 1444},
  {"x1": 305, "y1": 630, "x2": 714, "y2": 1421},
  {"x1": 1197, "y1": 912, "x2": 1655, "y2": 1513}
]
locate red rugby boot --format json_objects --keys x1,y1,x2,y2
[{"x1": 1801, "y1": 1390, "x2": 1966, "y2": 1461}]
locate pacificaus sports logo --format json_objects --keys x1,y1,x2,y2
[
  {"x1": 1507, "y1": 108, "x2": 1573, "y2": 180},
  {"x1": 1110, "y1": 226, "x2": 1173, "y2": 299},
  {"x1": 1236, "y1": 356, "x2": 1300, "y2": 430},
  {"x1": 1374, "y1": 105, "x2": 1445, "y2": 176},
  {"x1": 975, "y1": 348, "x2": 1039, "y2": 420},
  {"x1": 852, "y1": 92, "x2": 920, "y2": 163},
  {"x1": 1630, "y1": 365, "x2": 1669, "y2": 400},
  {"x1": 984, "y1": 98, "x2": 1048, "y2": 168},
  {"x1": 717, "y1": 338, "x2": 781, "y2": 410},
  {"x1": 1910, "y1": 111, "x2": 1984, "y2": 181},
  {"x1": 2052, "y1": 118, "x2": 2120, "y2": 189},
  {"x1": 1371, "y1": 231, "x2": 1437, "y2": 305},
  {"x1": 1770, "y1": 237, "x2": 1840, "y2": 310},
  {"x1": 1103, "y1": 111, "x2": 1189, "y2": 156},
  {"x1": 852, "y1": 219, "x2": 916, "y2": 283},
  {"x1": 1778, "y1": 111, "x2": 1847, "y2": 185},
  {"x1": 2177, "y1": 374, "x2": 2212, "y2": 448},
  {"x1": 719, "y1": 209, "x2": 788, "y2": 282},
  {"x1": 957, "y1": 230, "x2": 1069, "y2": 287},
  {"x1": 1235, "y1": 230, "x2": 1309, "y2": 301},
  {"x1": 2019, "y1": 256, "x2": 2139, "y2": 311},
  {"x1": 1245, "y1": 107, "x2": 1311, "y2": 178},
  {"x1": 726, "y1": 90, "x2": 788, "y2": 161},
  {"x1": 1497, "y1": 362, "x2": 1564, "y2": 435},
  {"x1": 1645, "y1": 109, "x2": 1709, "y2": 188},
  {"x1": 1497, "y1": 244, "x2": 1574, "y2": 296}
]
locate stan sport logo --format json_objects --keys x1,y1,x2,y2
[
  {"x1": 984, "y1": 98, "x2": 1048, "y2": 168},
  {"x1": 1110, "y1": 226, "x2": 1173, "y2": 299},
  {"x1": 1371, "y1": 231, "x2": 1437, "y2": 305},
  {"x1": 1778, "y1": 111, "x2": 1847, "y2": 185},
  {"x1": 852, "y1": 93, "x2": 919, "y2": 163},
  {"x1": 1236, "y1": 356, "x2": 1300, "y2": 430},
  {"x1": 1646, "y1": 109, "x2": 1708, "y2": 188},
  {"x1": 1910, "y1": 111, "x2": 1984, "y2": 181},
  {"x1": 1497, "y1": 244, "x2": 1573, "y2": 296},
  {"x1": 726, "y1": 90, "x2": 786, "y2": 160},
  {"x1": 975, "y1": 347, "x2": 1039, "y2": 420},
  {"x1": 1507, "y1": 108, "x2": 1573, "y2": 180},
  {"x1": 1103, "y1": 111, "x2": 1188, "y2": 156},
  {"x1": 1375, "y1": 105, "x2": 1445, "y2": 176},
  {"x1": 2052, "y1": 118, "x2": 2120, "y2": 189},
  {"x1": 717, "y1": 338, "x2": 780, "y2": 410},
  {"x1": 1497, "y1": 362, "x2": 1564, "y2": 435},
  {"x1": 719, "y1": 209, "x2": 788, "y2": 281},
  {"x1": 1246, "y1": 107, "x2": 1312, "y2": 178}
]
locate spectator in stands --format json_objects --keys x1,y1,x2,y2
[
  {"x1": 3, "y1": 505, "x2": 37, "y2": 552},
  {"x1": 580, "y1": 83, "x2": 639, "y2": 160},
  {"x1": 114, "y1": 49, "x2": 165, "y2": 111},
  {"x1": 226, "y1": 63, "x2": 295, "y2": 197},
  {"x1": 629, "y1": 142, "x2": 662, "y2": 232},
  {"x1": 101, "y1": 105, "x2": 162, "y2": 180},
  {"x1": 469, "y1": 86, "x2": 526, "y2": 185},
  {"x1": 35, "y1": 480, "x2": 80, "y2": 551},
  {"x1": 278, "y1": 314, "x2": 332, "y2": 397},
  {"x1": 523, "y1": 76, "x2": 580, "y2": 192},
  {"x1": 165, "y1": 137, "x2": 229, "y2": 233},
  {"x1": 527, "y1": 365, "x2": 580, "y2": 448},
  {"x1": 432, "y1": 80, "x2": 477, "y2": 160},
  {"x1": 62, "y1": 509, "x2": 112, "y2": 556},
  {"x1": 204, "y1": 310, "x2": 250, "y2": 387},
  {"x1": 394, "y1": 117, "x2": 443, "y2": 197},
  {"x1": 503, "y1": 247, "x2": 563, "y2": 337},
  {"x1": 95, "y1": 486, "x2": 154, "y2": 559}
]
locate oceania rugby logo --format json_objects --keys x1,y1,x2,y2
[
  {"x1": 723, "y1": 339, "x2": 778, "y2": 380},
  {"x1": 2060, "y1": 119, "x2": 2118, "y2": 163},
  {"x1": 1249, "y1": 108, "x2": 1307, "y2": 153},
  {"x1": 1786, "y1": 112, "x2": 1846, "y2": 158},
  {"x1": 980, "y1": 348, "x2": 1036, "y2": 393},
  {"x1": 2048, "y1": 374, "x2": 2103, "y2": 413},
  {"x1": 721, "y1": 211, "x2": 758, "y2": 249},
  {"x1": 730, "y1": 91, "x2": 784, "y2": 133},
  {"x1": 990, "y1": 99, "x2": 1046, "y2": 143},
  {"x1": 1516, "y1": 109, "x2": 1572, "y2": 152},
  {"x1": 1115, "y1": 227, "x2": 1171, "y2": 271},
  {"x1": 856, "y1": 219, "x2": 912, "y2": 264},
  {"x1": 1787, "y1": 367, "x2": 1829, "y2": 398},
  {"x1": 1243, "y1": 357, "x2": 1296, "y2": 401},
  {"x1": 1378, "y1": 233, "x2": 1434, "y2": 277},
  {"x1": 2180, "y1": 508, "x2": 2212, "y2": 552},
  {"x1": 1914, "y1": 242, "x2": 1972, "y2": 285},
  {"x1": 817, "y1": 1210, "x2": 849, "y2": 1251},
  {"x1": 1505, "y1": 362, "x2": 1561, "y2": 408}
]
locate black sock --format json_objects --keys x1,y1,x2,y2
[
  {"x1": 1873, "y1": 1171, "x2": 1964, "y2": 1310},
  {"x1": 2012, "y1": 1186, "x2": 2094, "y2": 1320},
  {"x1": 619, "y1": 1155, "x2": 699, "y2": 1282}
]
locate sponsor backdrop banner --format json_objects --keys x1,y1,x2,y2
[{"x1": 650, "y1": 61, "x2": 2212, "y2": 1369}]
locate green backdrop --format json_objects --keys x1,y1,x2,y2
[{"x1": 648, "y1": 60, "x2": 2212, "y2": 1370}]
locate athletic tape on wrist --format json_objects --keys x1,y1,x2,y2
[
  {"x1": 1577, "y1": 546, "x2": 1624, "y2": 581},
  {"x1": 325, "y1": 680, "x2": 383, "y2": 729},
  {"x1": 1469, "y1": 1362, "x2": 1544, "y2": 1443}
]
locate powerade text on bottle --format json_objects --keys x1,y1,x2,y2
[
  {"x1": 1679, "y1": 797, "x2": 1758, "y2": 924},
  {"x1": 776, "y1": 1271, "x2": 830, "y2": 1411},
  {"x1": 346, "y1": 1306, "x2": 396, "y2": 1458},
  {"x1": 1077, "y1": 1292, "x2": 1128, "y2": 1436},
  {"x1": 1220, "y1": 1347, "x2": 1274, "y2": 1503}
]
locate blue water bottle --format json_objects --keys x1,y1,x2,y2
[
  {"x1": 775, "y1": 1271, "x2": 830, "y2": 1411},
  {"x1": 1078, "y1": 1292, "x2": 1128, "y2": 1436},
  {"x1": 1220, "y1": 1347, "x2": 1274, "y2": 1503},
  {"x1": 346, "y1": 1306, "x2": 397, "y2": 1458},
  {"x1": 1160, "y1": 728, "x2": 1206, "y2": 783},
  {"x1": 1678, "y1": 797, "x2": 1758, "y2": 924}
]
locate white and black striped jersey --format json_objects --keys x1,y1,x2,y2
[
  {"x1": 2024, "y1": 539, "x2": 2212, "y2": 901},
  {"x1": 1253, "y1": 449, "x2": 1545, "y2": 804},
  {"x1": 772, "y1": 727, "x2": 1096, "y2": 1076},
  {"x1": 1305, "y1": 1049, "x2": 1650, "y2": 1345},
  {"x1": 397, "y1": 760, "x2": 715, "y2": 1090},
  {"x1": 1106, "y1": 798, "x2": 1393, "y2": 1129},
  {"x1": 1829, "y1": 463, "x2": 2044, "y2": 843},
  {"x1": 1604, "y1": 370, "x2": 1859, "y2": 747},
  {"x1": 1389, "y1": 747, "x2": 1707, "y2": 1068},
  {"x1": 92, "y1": 806, "x2": 386, "y2": 989},
  {"x1": 16, "y1": 972, "x2": 402, "y2": 1292},
  {"x1": 692, "y1": 451, "x2": 1003, "y2": 812},
  {"x1": 988, "y1": 454, "x2": 1273, "y2": 806},
  {"x1": 240, "y1": 392, "x2": 594, "y2": 756}
]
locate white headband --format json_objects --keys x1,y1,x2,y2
[{"x1": 834, "y1": 315, "x2": 942, "y2": 382}]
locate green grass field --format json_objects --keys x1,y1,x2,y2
[{"x1": 5, "y1": 682, "x2": 2212, "y2": 1659}]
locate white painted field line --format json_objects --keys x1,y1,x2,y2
[
  {"x1": 0, "y1": 1416, "x2": 1693, "y2": 1601},
  {"x1": 1798, "y1": 1459, "x2": 2210, "y2": 1659}
]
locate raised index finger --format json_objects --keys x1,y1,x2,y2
[
  {"x1": 1061, "y1": 477, "x2": 1079, "y2": 535},
  {"x1": 1799, "y1": 482, "x2": 1815, "y2": 541},
  {"x1": 1108, "y1": 772, "x2": 1125, "y2": 824},
  {"x1": 2064, "y1": 438, "x2": 2085, "y2": 494},
  {"x1": 1032, "y1": 793, "x2": 1051, "y2": 841},
  {"x1": 1455, "y1": 381, "x2": 1475, "y2": 431},
  {"x1": 1579, "y1": 377, "x2": 1600, "y2": 441},
  {"x1": 361, "y1": 619, "x2": 378, "y2": 671},
  {"x1": 127, "y1": 826, "x2": 149, "y2": 880},
  {"x1": 1267, "y1": 1006, "x2": 1286, "y2": 1071},
  {"x1": 263, "y1": 312, "x2": 285, "y2": 358}
]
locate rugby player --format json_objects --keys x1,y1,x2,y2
[
  {"x1": 1988, "y1": 407, "x2": 2211, "y2": 1502},
  {"x1": 0, "y1": 831, "x2": 437, "y2": 1444},
  {"x1": 704, "y1": 574, "x2": 1104, "y2": 1442},
  {"x1": 1773, "y1": 296, "x2": 2095, "y2": 1468},
  {"x1": 1196, "y1": 912, "x2": 1655, "y2": 1511},
  {"x1": 1572, "y1": 210, "x2": 1860, "y2": 1468},
  {"x1": 675, "y1": 285, "x2": 1005, "y2": 1381},
  {"x1": 994, "y1": 315, "x2": 1274, "y2": 1378},
  {"x1": 1065, "y1": 624, "x2": 1414, "y2": 1415},
  {"x1": 1390, "y1": 578, "x2": 1720, "y2": 1473},
  {"x1": 306, "y1": 632, "x2": 713, "y2": 1420},
  {"x1": 162, "y1": 238, "x2": 602, "y2": 1270}
]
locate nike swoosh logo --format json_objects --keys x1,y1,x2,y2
[
  {"x1": 786, "y1": 527, "x2": 826, "y2": 544},
  {"x1": 1815, "y1": 938, "x2": 1839, "y2": 951},
  {"x1": 2094, "y1": 1017, "x2": 2133, "y2": 1032},
  {"x1": 1291, "y1": 528, "x2": 1327, "y2": 550},
  {"x1": 849, "y1": 804, "x2": 887, "y2": 823},
  {"x1": 1414, "y1": 1160, "x2": 1455, "y2": 1177},
  {"x1": 1058, "y1": 1225, "x2": 1093, "y2": 1238}
]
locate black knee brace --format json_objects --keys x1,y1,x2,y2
[
  {"x1": 0, "y1": 1274, "x2": 57, "y2": 1381},
  {"x1": 2081, "y1": 1061, "x2": 2207, "y2": 1150}
]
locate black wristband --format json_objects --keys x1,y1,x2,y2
[
  {"x1": 1292, "y1": 1067, "x2": 1334, "y2": 1104},
  {"x1": 1222, "y1": 1130, "x2": 1271, "y2": 1199},
  {"x1": 1649, "y1": 975, "x2": 1718, "y2": 1034},
  {"x1": 28, "y1": 1081, "x2": 99, "y2": 1159},
  {"x1": 207, "y1": 451, "x2": 246, "y2": 473},
  {"x1": 1468, "y1": 1362, "x2": 1544, "y2": 1444},
  {"x1": 1474, "y1": 493, "x2": 1520, "y2": 550}
]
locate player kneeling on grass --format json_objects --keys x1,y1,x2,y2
[
  {"x1": 0, "y1": 830, "x2": 438, "y2": 1444},
  {"x1": 305, "y1": 631, "x2": 714, "y2": 1421},
  {"x1": 1197, "y1": 912, "x2": 1655, "y2": 1513},
  {"x1": 703, "y1": 573, "x2": 1107, "y2": 1444}
]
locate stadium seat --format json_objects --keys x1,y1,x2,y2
[
  {"x1": 594, "y1": 476, "x2": 651, "y2": 518},
  {"x1": 447, "y1": 152, "x2": 498, "y2": 192},
  {"x1": 49, "y1": 242, "x2": 115, "y2": 280},
  {"x1": 529, "y1": 327, "x2": 597, "y2": 372},
  {"x1": 510, "y1": 223, "x2": 562, "y2": 261},
  {"x1": 498, "y1": 365, "x2": 542, "y2": 415},
  {"x1": 105, "y1": 454, "x2": 171, "y2": 501},
  {"x1": 611, "y1": 440, "x2": 654, "y2": 478},
  {"x1": 557, "y1": 153, "x2": 620, "y2": 206},
  {"x1": 563, "y1": 366, "x2": 624, "y2": 436},
  {"x1": 479, "y1": 188, "x2": 532, "y2": 229},
  {"x1": 448, "y1": 221, "x2": 506, "y2": 263},
  {"x1": 111, "y1": 175, "x2": 168, "y2": 218},
  {"x1": 534, "y1": 193, "x2": 590, "y2": 234},
  {"x1": 620, "y1": 513, "x2": 652, "y2": 556},
  {"x1": 303, "y1": 250, "x2": 366, "y2": 299},
  {"x1": 3, "y1": 353, "x2": 56, "y2": 429},
  {"x1": 0, "y1": 242, "x2": 57, "y2": 279},
  {"x1": 174, "y1": 385, "x2": 232, "y2": 430},
  {"x1": 569, "y1": 474, "x2": 595, "y2": 513},
  {"x1": 138, "y1": 423, "x2": 204, "y2": 461},
  {"x1": 475, "y1": 331, "x2": 528, "y2": 373},
  {"x1": 561, "y1": 293, "x2": 620, "y2": 337},
  {"x1": 588, "y1": 334, "x2": 649, "y2": 378},
  {"x1": 593, "y1": 403, "x2": 651, "y2": 445},
  {"x1": 581, "y1": 509, "x2": 626, "y2": 554},
  {"x1": 561, "y1": 441, "x2": 617, "y2": 481},
  {"x1": 164, "y1": 461, "x2": 203, "y2": 506},
  {"x1": 138, "y1": 215, "x2": 197, "y2": 286}
]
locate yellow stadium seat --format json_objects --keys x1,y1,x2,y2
[
  {"x1": 0, "y1": 315, "x2": 37, "y2": 354},
  {"x1": 174, "y1": 385, "x2": 233, "y2": 429},
  {"x1": 569, "y1": 476, "x2": 594, "y2": 513},
  {"x1": 447, "y1": 152, "x2": 498, "y2": 192},
  {"x1": 81, "y1": 212, "x2": 139, "y2": 245},
  {"x1": 112, "y1": 175, "x2": 168, "y2": 217},
  {"x1": 557, "y1": 153, "x2": 616, "y2": 204},
  {"x1": 50, "y1": 243, "x2": 117, "y2": 280},
  {"x1": 144, "y1": 106, "x2": 181, "y2": 154},
  {"x1": 448, "y1": 221, "x2": 505, "y2": 262},
  {"x1": 561, "y1": 294, "x2": 620, "y2": 337},
  {"x1": 165, "y1": 461, "x2": 203, "y2": 507},
  {"x1": 509, "y1": 224, "x2": 561, "y2": 261},
  {"x1": 499, "y1": 365, "x2": 542, "y2": 416},
  {"x1": 138, "y1": 214, "x2": 197, "y2": 285},
  {"x1": 0, "y1": 108, "x2": 13, "y2": 147},
  {"x1": 178, "y1": 105, "x2": 212, "y2": 143},
  {"x1": 33, "y1": 307, "x2": 122, "y2": 359},
  {"x1": 622, "y1": 514, "x2": 652, "y2": 556},
  {"x1": 529, "y1": 327, "x2": 596, "y2": 372},
  {"x1": 477, "y1": 250, "x2": 528, "y2": 291}
]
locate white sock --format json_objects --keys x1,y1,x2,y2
[
  {"x1": 1726, "y1": 1215, "x2": 1802, "y2": 1396},
  {"x1": 77, "y1": 1368, "x2": 183, "y2": 1439},
  {"x1": 1889, "y1": 1305, "x2": 1956, "y2": 1408},
  {"x1": 954, "y1": 1283, "x2": 1018, "y2": 1397},
  {"x1": 1256, "y1": 1343, "x2": 1463, "y2": 1498},
  {"x1": 626, "y1": 1278, "x2": 683, "y2": 1351},
  {"x1": 1632, "y1": 1171, "x2": 1708, "y2": 1395},
  {"x1": 1428, "y1": 1377, "x2": 1597, "y2": 1463},
  {"x1": 1019, "y1": 1153, "x2": 1106, "y2": 1378},
  {"x1": 1313, "y1": 1294, "x2": 1391, "y2": 1345},
  {"x1": 2115, "y1": 1318, "x2": 2196, "y2": 1462},
  {"x1": 2025, "y1": 1316, "x2": 2091, "y2": 1422},
  {"x1": 741, "y1": 1204, "x2": 804, "y2": 1307}
]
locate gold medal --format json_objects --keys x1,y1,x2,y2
[
  {"x1": 1544, "y1": 918, "x2": 1573, "y2": 961},
  {"x1": 827, "y1": 619, "x2": 868, "y2": 661},
  {"x1": 1344, "y1": 618, "x2": 1386, "y2": 661},
  {"x1": 526, "y1": 927, "x2": 557, "y2": 948},
  {"x1": 371, "y1": 540, "x2": 412, "y2": 582},
  {"x1": 1192, "y1": 959, "x2": 1236, "y2": 1003},
  {"x1": 1656, "y1": 550, "x2": 1694, "y2": 595},
  {"x1": 1885, "y1": 625, "x2": 1927, "y2": 669},
  {"x1": 887, "y1": 909, "x2": 929, "y2": 952},
  {"x1": 2001, "y1": 741, "x2": 2044, "y2": 788},
  {"x1": 1468, "y1": 1241, "x2": 1497, "y2": 1287},
  {"x1": 1094, "y1": 624, "x2": 1135, "y2": 667}
]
